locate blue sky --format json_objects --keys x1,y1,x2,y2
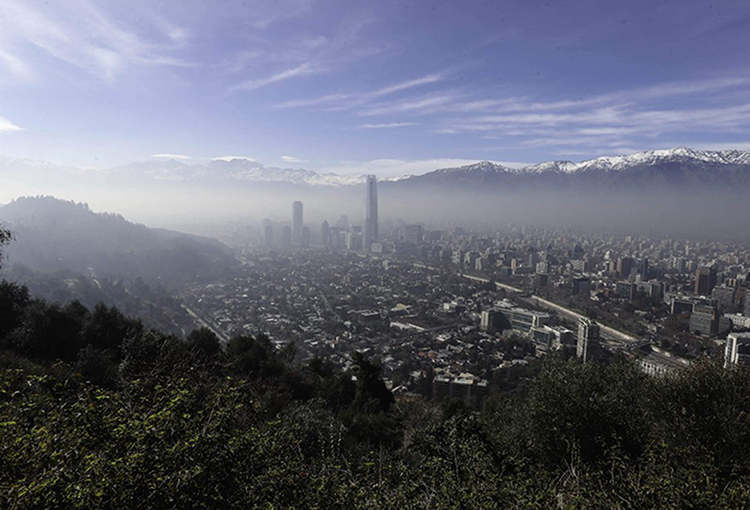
[{"x1": 1, "y1": 0, "x2": 750, "y2": 176}]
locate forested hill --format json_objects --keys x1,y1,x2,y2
[{"x1": 0, "y1": 196, "x2": 237, "y2": 287}]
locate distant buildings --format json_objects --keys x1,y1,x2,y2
[
  {"x1": 347, "y1": 225, "x2": 363, "y2": 251},
  {"x1": 262, "y1": 219, "x2": 273, "y2": 247},
  {"x1": 364, "y1": 175, "x2": 378, "y2": 251}
]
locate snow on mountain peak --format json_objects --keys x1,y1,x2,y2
[{"x1": 572, "y1": 147, "x2": 750, "y2": 171}]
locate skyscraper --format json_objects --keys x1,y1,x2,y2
[
  {"x1": 695, "y1": 266, "x2": 717, "y2": 296},
  {"x1": 364, "y1": 175, "x2": 378, "y2": 251},
  {"x1": 281, "y1": 225, "x2": 292, "y2": 247},
  {"x1": 321, "y1": 220, "x2": 330, "y2": 246},
  {"x1": 292, "y1": 201, "x2": 303, "y2": 246},
  {"x1": 577, "y1": 317, "x2": 600, "y2": 362},
  {"x1": 264, "y1": 224, "x2": 273, "y2": 247}
]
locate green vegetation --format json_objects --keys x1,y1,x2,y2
[{"x1": 2, "y1": 231, "x2": 750, "y2": 508}]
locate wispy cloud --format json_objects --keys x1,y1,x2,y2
[
  {"x1": 230, "y1": 62, "x2": 315, "y2": 93},
  {"x1": 0, "y1": 0, "x2": 192, "y2": 82},
  {"x1": 151, "y1": 153, "x2": 191, "y2": 160},
  {"x1": 274, "y1": 72, "x2": 450, "y2": 111},
  {"x1": 359, "y1": 122, "x2": 417, "y2": 129},
  {"x1": 0, "y1": 116, "x2": 24, "y2": 132},
  {"x1": 274, "y1": 93, "x2": 350, "y2": 108},
  {"x1": 213, "y1": 156, "x2": 257, "y2": 162},
  {"x1": 368, "y1": 73, "x2": 446, "y2": 97},
  {"x1": 359, "y1": 94, "x2": 460, "y2": 116},
  {"x1": 281, "y1": 155, "x2": 308, "y2": 163}
]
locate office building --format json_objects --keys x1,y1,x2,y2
[
  {"x1": 364, "y1": 175, "x2": 378, "y2": 251},
  {"x1": 281, "y1": 225, "x2": 292, "y2": 248},
  {"x1": 571, "y1": 276, "x2": 591, "y2": 295},
  {"x1": 321, "y1": 220, "x2": 330, "y2": 246},
  {"x1": 403, "y1": 224, "x2": 423, "y2": 244},
  {"x1": 695, "y1": 266, "x2": 717, "y2": 296},
  {"x1": 690, "y1": 305, "x2": 720, "y2": 336},
  {"x1": 711, "y1": 285, "x2": 736, "y2": 311},
  {"x1": 500, "y1": 307, "x2": 553, "y2": 335},
  {"x1": 432, "y1": 374, "x2": 489, "y2": 408},
  {"x1": 263, "y1": 224, "x2": 273, "y2": 247},
  {"x1": 292, "y1": 201, "x2": 303, "y2": 246},
  {"x1": 577, "y1": 317, "x2": 600, "y2": 362},
  {"x1": 616, "y1": 281, "x2": 638, "y2": 301},
  {"x1": 725, "y1": 332, "x2": 750, "y2": 368},
  {"x1": 480, "y1": 309, "x2": 506, "y2": 332},
  {"x1": 617, "y1": 257, "x2": 634, "y2": 279}
]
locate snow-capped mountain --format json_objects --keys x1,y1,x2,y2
[
  {"x1": 398, "y1": 147, "x2": 750, "y2": 192},
  {"x1": 1, "y1": 147, "x2": 749, "y2": 192},
  {"x1": 109, "y1": 158, "x2": 367, "y2": 186},
  {"x1": 420, "y1": 147, "x2": 750, "y2": 177}
]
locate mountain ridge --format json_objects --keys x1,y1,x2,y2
[{"x1": 2, "y1": 146, "x2": 750, "y2": 190}]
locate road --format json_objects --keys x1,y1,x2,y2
[{"x1": 182, "y1": 304, "x2": 230, "y2": 344}]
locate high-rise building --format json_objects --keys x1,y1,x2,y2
[
  {"x1": 300, "y1": 226, "x2": 310, "y2": 248},
  {"x1": 403, "y1": 224, "x2": 423, "y2": 244},
  {"x1": 577, "y1": 318, "x2": 600, "y2": 362},
  {"x1": 711, "y1": 285, "x2": 736, "y2": 311},
  {"x1": 695, "y1": 266, "x2": 718, "y2": 296},
  {"x1": 281, "y1": 225, "x2": 292, "y2": 247},
  {"x1": 689, "y1": 305, "x2": 720, "y2": 336},
  {"x1": 292, "y1": 201, "x2": 303, "y2": 246},
  {"x1": 725, "y1": 332, "x2": 750, "y2": 368},
  {"x1": 321, "y1": 220, "x2": 330, "y2": 246},
  {"x1": 616, "y1": 257, "x2": 634, "y2": 279},
  {"x1": 263, "y1": 224, "x2": 273, "y2": 247},
  {"x1": 364, "y1": 175, "x2": 378, "y2": 251}
]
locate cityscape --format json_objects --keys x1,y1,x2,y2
[
  {"x1": 169, "y1": 173, "x2": 750, "y2": 408},
  {"x1": 3, "y1": 0, "x2": 750, "y2": 507}
]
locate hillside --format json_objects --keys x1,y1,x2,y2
[{"x1": 0, "y1": 196, "x2": 238, "y2": 288}]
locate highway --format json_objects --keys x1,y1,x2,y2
[{"x1": 182, "y1": 304, "x2": 230, "y2": 344}]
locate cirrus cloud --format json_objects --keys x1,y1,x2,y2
[{"x1": 0, "y1": 116, "x2": 24, "y2": 132}]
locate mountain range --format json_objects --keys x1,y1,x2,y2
[{"x1": 2, "y1": 147, "x2": 750, "y2": 192}]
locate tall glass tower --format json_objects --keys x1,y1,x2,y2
[
  {"x1": 292, "y1": 201, "x2": 303, "y2": 246},
  {"x1": 364, "y1": 175, "x2": 378, "y2": 251}
]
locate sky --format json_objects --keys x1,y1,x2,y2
[{"x1": 1, "y1": 0, "x2": 750, "y2": 176}]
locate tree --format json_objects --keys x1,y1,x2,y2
[
  {"x1": 83, "y1": 302, "x2": 142, "y2": 355},
  {"x1": 0, "y1": 226, "x2": 12, "y2": 269},
  {"x1": 186, "y1": 327, "x2": 222, "y2": 358},
  {"x1": 226, "y1": 334, "x2": 285, "y2": 378},
  {"x1": 351, "y1": 351, "x2": 394, "y2": 413}
]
